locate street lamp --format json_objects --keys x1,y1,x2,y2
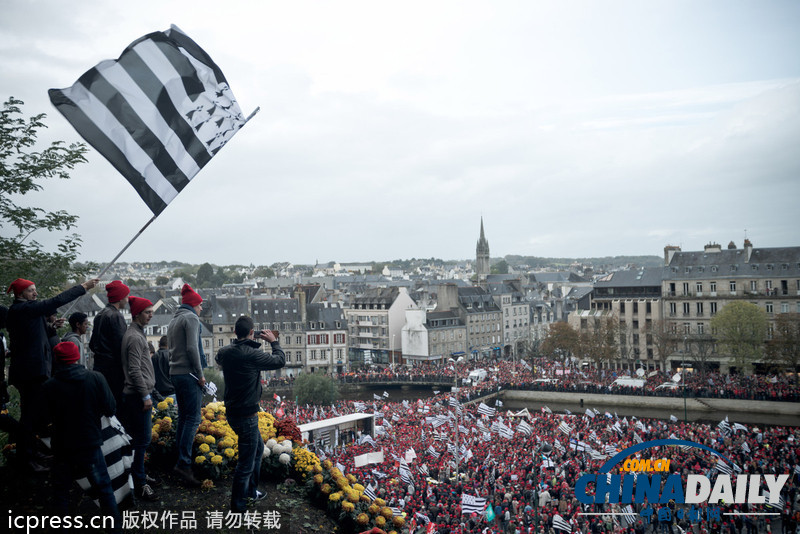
[
  {"x1": 391, "y1": 334, "x2": 396, "y2": 371},
  {"x1": 449, "y1": 356, "x2": 465, "y2": 480}
]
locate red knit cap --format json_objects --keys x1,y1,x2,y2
[
  {"x1": 54, "y1": 341, "x2": 80, "y2": 364},
  {"x1": 105, "y1": 280, "x2": 130, "y2": 303},
  {"x1": 181, "y1": 283, "x2": 202, "y2": 307},
  {"x1": 129, "y1": 296, "x2": 153, "y2": 318},
  {"x1": 6, "y1": 278, "x2": 34, "y2": 296}
]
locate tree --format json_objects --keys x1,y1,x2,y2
[
  {"x1": 646, "y1": 319, "x2": 678, "y2": 372},
  {"x1": 580, "y1": 316, "x2": 620, "y2": 366},
  {"x1": 156, "y1": 276, "x2": 169, "y2": 286},
  {"x1": 293, "y1": 372, "x2": 339, "y2": 405},
  {"x1": 540, "y1": 322, "x2": 580, "y2": 362},
  {"x1": 491, "y1": 260, "x2": 509, "y2": 275},
  {"x1": 765, "y1": 313, "x2": 800, "y2": 381},
  {"x1": 253, "y1": 266, "x2": 275, "y2": 278},
  {"x1": 1, "y1": 97, "x2": 91, "y2": 297},
  {"x1": 711, "y1": 301, "x2": 768, "y2": 373},
  {"x1": 688, "y1": 330, "x2": 716, "y2": 377},
  {"x1": 196, "y1": 262, "x2": 214, "y2": 287}
]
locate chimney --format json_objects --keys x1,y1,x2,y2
[
  {"x1": 744, "y1": 238, "x2": 753, "y2": 263},
  {"x1": 703, "y1": 242, "x2": 722, "y2": 253},
  {"x1": 294, "y1": 286, "x2": 307, "y2": 323},
  {"x1": 664, "y1": 245, "x2": 681, "y2": 266}
]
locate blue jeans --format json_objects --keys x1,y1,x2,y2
[
  {"x1": 228, "y1": 414, "x2": 264, "y2": 512},
  {"x1": 122, "y1": 394, "x2": 152, "y2": 486},
  {"x1": 172, "y1": 374, "x2": 202, "y2": 468},
  {"x1": 52, "y1": 446, "x2": 121, "y2": 533}
]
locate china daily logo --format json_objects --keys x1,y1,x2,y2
[{"x1": 575, "y1": 439, "x2": 789, "y2": 505}]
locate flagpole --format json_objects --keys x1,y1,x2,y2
[{"x1": 61, "y1": 214, "x2": 158, "y2": 317}]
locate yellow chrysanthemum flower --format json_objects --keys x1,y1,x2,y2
[
  {"x1": 375, "y1": 516, "x2": 386, "y2": 527},
  {"x1": 211, "y1": 455, "x2": 223, "y2": 465},
  {"x1": 195, "y1": 455, "x2": 207, "y2": 464},
  {"x1": 205, "y1": 435, "x2": 216, "y2": 445},
  {"x1": 224, "y1": 448, "x2": 236, "y2": 458},
  {"x1": 329, "y1": 492, "x2": 342, "y2": 502},
  {"x1": 342, "y1": 501, "x2": 355, "y2": 512},
  {"x1": 156, "y1": 401, "x2": 169, "y2": 411},
  {"x1": 381, "y1": 507, "x2": 394, "y2": 519},
  {"x1": 357, "y1": 513, "x2": 370, "y2": 525},
  {"x1": 392, "y1": 516, "x2": 405, "y2": 528},
  {"x1": 199, "y1": 443, "x2": 211, "y2": 454}
]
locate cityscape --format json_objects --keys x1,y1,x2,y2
[{"x1": 62, "y1": 219, "x2": 800, "y2": 379}]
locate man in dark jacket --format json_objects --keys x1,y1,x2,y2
[
  {"x1": 5, "y1": 277, "x2": 98, "y2": 471},
  {"x1": 216, "y1": 316, "x2": 285, "y2": 512},
  {"x1": 152, "y1": 336, "x2": 175, "y2": 400},
  {"x1": 43, "y1": 341, "x2": 120, "y2": 532},
  {"x1": 90, "y1": 280, "x2": 129, "y2": 406}
]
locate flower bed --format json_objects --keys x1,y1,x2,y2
[{"x1": 149, "y1": 401, "x2": 405, "y2": 533}]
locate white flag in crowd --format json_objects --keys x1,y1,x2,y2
[{"x1": 461, "y1": 493, "x2": 487, "y2": 515}]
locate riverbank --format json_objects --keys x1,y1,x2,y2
[{"x1": 503, "y1": 389, "x2": 800, "y2": 426}]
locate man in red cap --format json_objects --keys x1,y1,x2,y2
[
  {"x1": 89, "y1": 280, "x2": 130, "y2": 406},
  {"x1": 43, "y1": 341, "x2": 120, "y2": 532},
  {"x1": 121, "y1": 296, "x2": 158, "y2": 501},
  {"x1": 5, "y1": 276, "x2": 99, "y2": 472},
  {"x1": 168, "y1": 283, "x2": 207, "y2": 486}
]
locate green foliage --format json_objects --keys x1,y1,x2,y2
[
  {"x1": 253, "y1": 266, "x2": 275, "y2": 278},
  {"x1": 491, "y1": 259, "x2": 509, "y2": 274},
  {"x1": 540, "y1": 322, "x2": 580, "y2": 359},
  {"x1": 202, "y1": 367, "x2": 226, "y2": 399},
  {"x1": 155, "y1": 275, "x2": 169, "y2": 286},
  {"x1": 711, "y1": 301, "x2": 768, "y2": 373},
  {"x1": 293, "y1": 372, "x2": 339, "y2": 405},
  {"x1": 765, "y1": 313, "x2": 800, "y2": 378},
  {"x1": 0, "y1": 97, "x2": 91, "y2": 298}
]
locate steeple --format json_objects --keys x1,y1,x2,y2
[{"x1": 476, "y1": 217, "x2": 490, "y2": 284}]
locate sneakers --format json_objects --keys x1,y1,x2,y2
[
  {"x1": 173, "y1": 465, "x2": 201, "y2": 487},
  {"x1": 136, "y1": 483, "x2": 158, "y2": 502},
  {"x1": 248, "y1": 490, "x2": 267, "y2": 505}
]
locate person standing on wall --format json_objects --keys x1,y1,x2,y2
[
  {"x1": 90, "y1": 280, "x2": 130, "y2": 406},
  {"x1": 216, "y1": 316, "x2": 285, "y2": 512},
  {"x1": 168, "y1": 283, "x2": 206, "y2": 486}
]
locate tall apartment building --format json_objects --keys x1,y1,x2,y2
[
  {"x1": 345, "y1": 287, "x2": 418, "y2": 367},
  {"x1": 661, "y1": 240, "x2": 800, "y2": 372},
  {"x1": 571, "y1": 267, "x2": 664, "y2": 371},
  {"x1": 437, "y1": 284, "x2": 503, "y2": 360},
  {"x1": 486, "y1": 278, "x2": 531, "y2": 357}
]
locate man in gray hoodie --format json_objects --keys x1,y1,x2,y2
[
  {"x1": 121, "y1": 296, "x2": 157, "y2": 501},
  {"x1": 168, "y1": 283, "x2": 205, "y2": 486}
]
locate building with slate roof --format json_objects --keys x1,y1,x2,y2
[
  {"x1": 569, "y1": 266, "x2": 665, "y2": 371},
  {"x1": 436, "y1": 284, "x2": 503, "y2": 360},
  {"x1": 345, "y1": 287, "x2": 418, "y2": 368},
  {"x1": 486, "y1": 279, "x2": 531, "y2": 358},
  {"x1": 661, "y1": 240, "x2": 800, "y2": 373}
]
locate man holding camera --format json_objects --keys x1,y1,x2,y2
[{"x1": 215, "y1": 317, "x2": 285, "y2": 512}]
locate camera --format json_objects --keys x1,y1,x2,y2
[{"x1": 253, "y1": 330, "x2": 264, "y2": 338}]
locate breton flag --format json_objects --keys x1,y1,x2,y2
[
  {"x1": 478, "y1": 403, "x2": 496, "y2": 417},
  {"x1": 383, "y1": 391, "x2": 390, "y2": 398},
  {"x1": 715, "y1": 458, "x2": 733, "y2": 475},
  {"x1": 552, "y1": 514, "x2": 571, "y2": 532},
  {"x1": 460, "y1": 493, "x2": 487, "y2": 515},
  {"x1": 74, "y1": 416, "x2": 133, "y2": 508},
  {"x1": 49, "y1": 25, "x2": 253, "y2": 215},
  {"x1": 364, "y1": 483, "x2": 378, "y2": 501},
  {"x1": 517, "y1": 420, "x2": 533, "y2": 437},
  {"x1": 742, "y1": 441, "x2": 751, "y2": 454},
  {"x1": 584, "y1": 408, "x2": 595, "y2": 419},
  {"x1": 557, "y1": 421, "x2": 573, "y2": 435}
]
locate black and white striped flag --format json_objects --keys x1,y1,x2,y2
[
  {"x1": 418, "y1": 463, "x2": 429, "y2": 476},
  {"x1": 517, "y1": 420, "x2": 533, "y2": 437},
  {"x1": 461, "y1": 493, "x2": 486, "y2": 515},
  {"x1": 622, "y1": 505, "x2": 637, "y2": 525},
  {"x1": 558, "y1": 421, "x2": 573, "y2": 435},
  {"x1": 49, "y1": 25, "x2": 251, "y2": 215},
  {"x1": 715, "y1": 458, "x2": 733, "y2": 475},
  {"x1": 74, "y1": 416, "x2": 133, "y2": 508},
  {"x1": 364, "y1": 483, "x2": 378, "y2": 501},
  {"x1": 742, "y1": 441, "x2": 751, "y2": 454},
  {"x1": 478, "y1": 403, "x2": 496, "y2": 417},
  {"x1": 427, "y1": 446, "x2": 440, "y2": 459},
  {"x1": 552, "y1": 513, "x2": 571, "y2": 532}
]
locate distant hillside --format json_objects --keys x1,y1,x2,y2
[{"x1": 503, "y1": 254, "x2": 663, "y2": 271}]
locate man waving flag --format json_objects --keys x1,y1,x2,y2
[{"x1": 49, "y1": 25, "x2": 254, "y2": 215}]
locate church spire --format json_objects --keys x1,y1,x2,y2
[{"x1": 476, "y1": 217, "x2": 490, "y2": 284}]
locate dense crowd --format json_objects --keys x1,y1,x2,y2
[
  {"x1": 268, "y1": 359, "x2": 800, "y2": 403},
  {"x1": 277, "y1": 390, "x2": 800, "y2": 534}
]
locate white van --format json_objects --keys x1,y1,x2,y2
[{"x1": 467, "y1": 369, "x2": 488, "y2": 384}]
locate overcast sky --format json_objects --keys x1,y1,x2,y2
[{"x1": 2, "y1": 0, "x2": 799, "y2": 267}]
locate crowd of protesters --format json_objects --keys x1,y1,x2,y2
[
  {"x1": 276, "y1": 387, "x2": 800, "y2": 534},
  {"x1": 267, "y1": 358, "x2": 800, "y2": 403}
]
